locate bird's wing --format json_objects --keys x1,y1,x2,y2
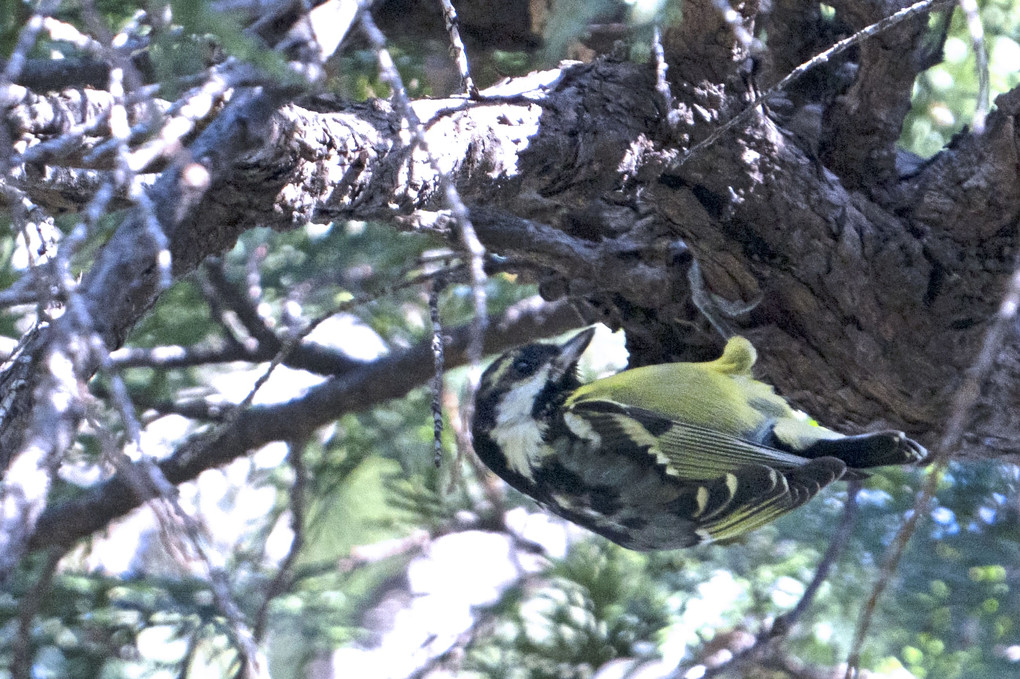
[
  {"x1": 565, "y1": 399, "x2": 812, "y2": 480},
  {"x1": 557, "y1": 399, "x2": 848, "y2": 545},
  {"x1": 562, "y1": 399, "x2": 848, "y2": 543},
  {"x1": 690, "y1": 458, "x2": 846, "y2": 542}
]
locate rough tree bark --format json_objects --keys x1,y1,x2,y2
[{"x1": 1, "y1": 0, "x2": 1018, "y2": 566}]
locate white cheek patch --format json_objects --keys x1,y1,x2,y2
[
  {"x1": 492, "y1": 420, "x2": 545, "y2": 480},
  {"x1": 492, "y1": 368, "x2": 551, "y2": 480}
]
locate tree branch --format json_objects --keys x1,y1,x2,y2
[{"x1": 28, "y1": 298, "x2": 581, "y2": 551}]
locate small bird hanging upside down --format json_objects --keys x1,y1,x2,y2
[{"x1": 472, "y1": 328, "x2": 928, "y2": 550}]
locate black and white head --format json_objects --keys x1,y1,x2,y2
[{"x1": 471, "y1": 329, "x2": 595, "y2": 482}]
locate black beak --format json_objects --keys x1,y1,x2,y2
[{"x1": 550, "y1": 327, "x2": 596, "y2": 381}]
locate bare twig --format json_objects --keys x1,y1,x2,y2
[
  {"x1": 199, "y1": 263, "x2": 269, "y2": 353},
  {"x1": 89, "y1": 363, "x2": 269, "y2": 679},
  {"x1": 128, "y1": 455, "x2": 270, "y2": 679},
  {"x1": 223, "y1": 262, "x2": 463, "y2": 420},
  {"x1": 81, "y1": 64, "x2": 246, "y2": 170},
  {"x1": 0, "y1": 329, "x2": 90, "y2": 584},
  {"x1": 9, "y1": 33, "x2": 266, "y2": 657},
  {"x1": 437, "y1": 0, "x2": 478, "y2": 97},
  {"x1": 253, "y1": 439, "x2": 309, "y2": 642},
  {"x1": 651, "y1": 26, "x2": 676, "y2": 132},
  {"x1": 41, "y1": 16, "x2": 104, "y2": 53},
  {"x1": 0, "y1": 0, "x2": 61, "y2": 94},
  {"x1": 2, "y1": 55, "x2": 162, "y2": 566},
  {"x1": 337, "y1": 530, "x2": 432, "y2": 572},
  {"x1": 956, "y1": 0, "x2": 989, "y2": 133},
  {"x1": 30, "y1": 297, "x2": 581, "y2": 552},
  {"x1": 429, "y1": 277, "x2": 447, "y2": 467},
  {"x1": 678, "y1": 483, "x2": 861, "y2": 679},
  {"x1": 359, "y1": 9, "x2": 489, "y2": 428},
  {"x1": 781, "y1": 482, "x2": 861, "y2": 628},
  {"x1": 111, "y1": 343, "x2": 254, "y2": 369}
]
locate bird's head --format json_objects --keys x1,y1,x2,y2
[
  {"x1": 474, "y1": 327, "x2": 595, "y2": 429},
  {"x1": 471, "y1": 328, "x2": 596, "y2": 486}
]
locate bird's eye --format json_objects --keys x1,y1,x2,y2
[{"x1": 512, "y1": 358, "x2": 535, "y2": 375}]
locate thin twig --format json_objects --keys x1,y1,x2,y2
[
  {"x1": 359, "y1": 11, "x2": 488, "y2": 365},
  {"x1": 82, "y1": 0, "x2": 170, "y2": 290},
  {"x1": 29, "y1": 297, "x2": 581, "y2": 554},
  {"x1": 360, "y1": 9, "x2": 489, "y2": 461},
  {"x1": 15, "y1": 44, "x2": 265, "y2": 672},
  {"x1": 651, "y1": 26, "x2": 675, "y2": 132},
  {"x1": 437, "y1": 0, "x2": 478, "y2": 97},
  {"x1": 844, "y1": 265, "x2": 1020, "y2": 678},
  {"x1": 0, "y1": 0, "x2": 61, "y2": 88},
  {"x1": 94, "y1": 404, "x2": 270, "y2": 679},
  {"x1": 253, "y1": 439, "x2": 308, "y2": 642},
  {"x1": 956, "y1": 0, "x2": 989, "y2": 133},
  {"x1": 781, "y1": 482, "x2": 861, "y2": 629},
  {"x1": 82, "y1": 64, "x2": 240, "y2": 170},
  {"x1": 224, "y1": 263, "x2": 464, "y2": 423},
  {"x1": 111, "y1": 343, "x2": 254, "y2": 369},
  {"x1": 429, "y1": 277, "x2": 447, "y2": 467},
  {"x1": 202, "y1": 261, "x2": 274, "y2": 350}
]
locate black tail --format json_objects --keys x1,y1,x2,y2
[{"x1": 797, "y1": 431, "x2": 928, "y2": 469}]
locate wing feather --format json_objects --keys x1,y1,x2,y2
[
  {"x1": 564, "y1": 399, "x2": 847, "y2": 543},
  {"x1": 692, "y1": 458, "x2": 845, "y2": 542},
  {"x1": 567, "y1": 399, "x2": 810, "y2": 479}
]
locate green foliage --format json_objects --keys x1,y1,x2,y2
[
  {"x1": 448, "y1": 461, "x2": 1020, "y2": 679},
  {"x1": 903, "y1": 2, "x2": 1020, "y2": 156},
  {"x1": 131, "y1": 280, "x2": 211, "y2": 347},
  {"x1": 330, "y1": 47, "x2": 436, "y2": 100},
  {"x1": 0, "y1": 558, "x2": 259, "y2": 678},
  {"x1": 5, "y1": 189, "x2": 1017, "y2": 679},
  {"x1": 0, "y1": 0, "x2": 27, "y2": 56},
  {"x1": 466, "y1": 542, "x2": 672, "y2": 679},
  {"x1": 53, "y1": 0, "x2": 141, "y2": 31},
  {"x1": 156, "y1": 0, "x2": 293, "y2": 91}
]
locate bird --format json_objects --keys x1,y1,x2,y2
[{"x1": 471, "y1": 327, "x2": 928, "y2": 550}]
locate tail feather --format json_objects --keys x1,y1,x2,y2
[{"x1": 797, "y1": 431, "x2": 928, "y2": 469}]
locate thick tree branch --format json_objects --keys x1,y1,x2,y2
[
  {"x1": 28, "y1": 298, "x2": 581, "y2": 551},
  {"x1": 6, "y1": 59, "x2": 1020, "y2": 453}
]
